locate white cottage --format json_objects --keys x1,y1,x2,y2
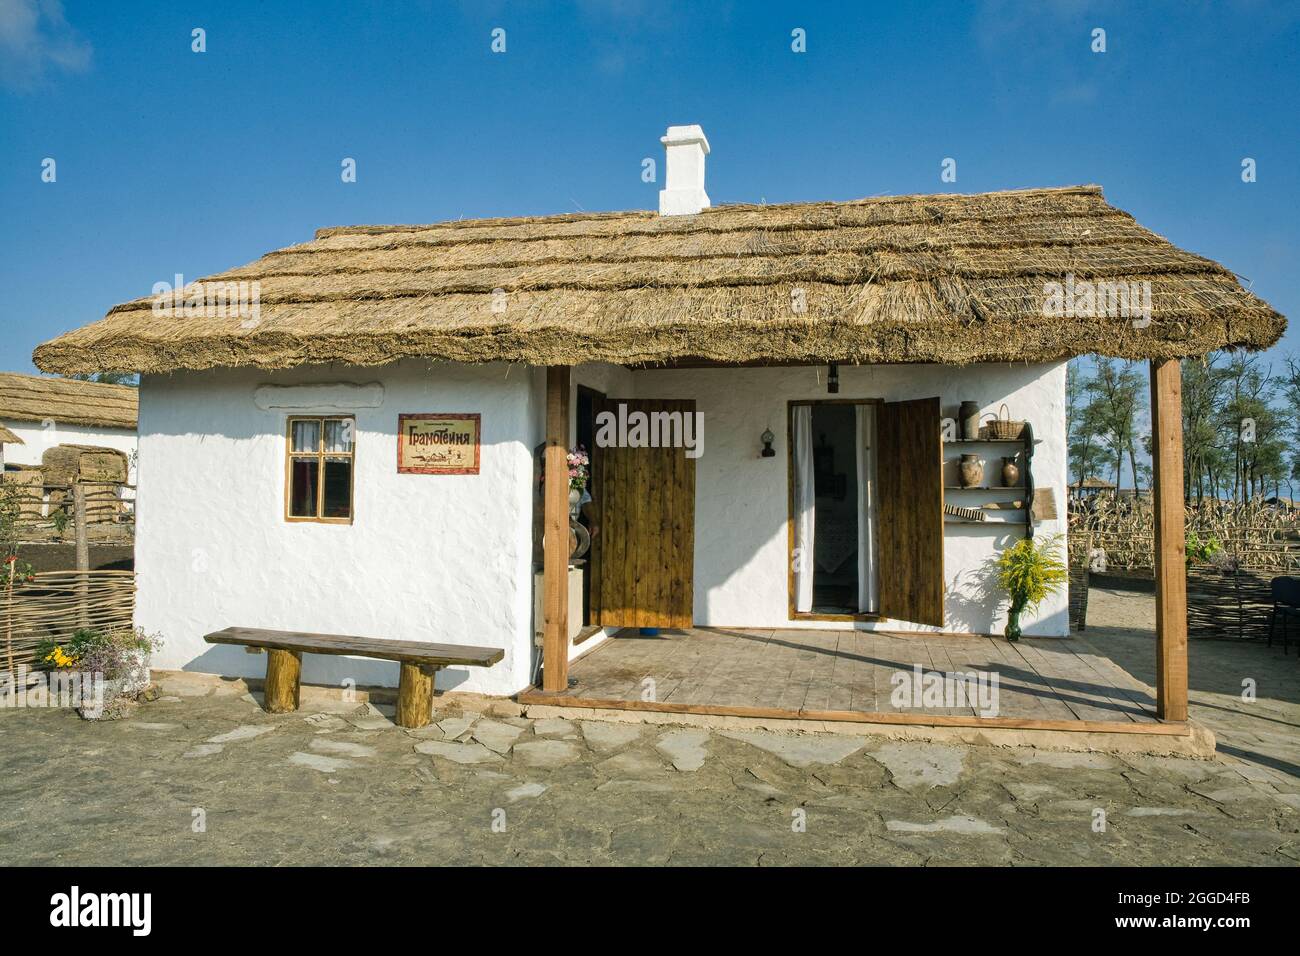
[
  {"x1": 34, "y1": 127, "x2": 1284, "y2": 734},
  {"x1": 0, "y1": 373, "x2": 138, "y2": 478}
]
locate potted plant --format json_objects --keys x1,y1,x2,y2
[
  {"x1": 566, "y1": 446, "x2": 590, "y2": 512},
  {"x1": 995, "y1": 534, "x2": 1068, "y2": 642},
  {"x1": 35, "y1": 627, "x2": 163, "y2": 720}
]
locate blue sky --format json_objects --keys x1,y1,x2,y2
[{"x1": 0, "y1": 0, "x2": 1296, "y2": 373}]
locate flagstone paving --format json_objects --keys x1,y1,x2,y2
[{"x1": 1, "y1": 589, "x2": 1298, "y2": 866}]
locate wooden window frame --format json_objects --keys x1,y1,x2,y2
[
  {"x1": 786, "y1": 398, "x2": 882, "y2": 623},
  {"x1": 285, "y1": 416, "x2": 356, "y2": 525}
]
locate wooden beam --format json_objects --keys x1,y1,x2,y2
[
  {"x1": 1150, "y1": 358, "x2": 1189, "y2": 721},
  {"x1": 515, "y1": 690, "x2": 1193, "y2": 736},
  {"x1": 542, "y1": 366, "x2": 572, "y2": 692}
]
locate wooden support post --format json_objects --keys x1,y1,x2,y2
[
  {"x1": 542, "y1": 366, "x2": 572, "y2": 692},
  {"x1": 263, "y1": 648, "x2": 302, "y2": 713},
  {"x1": 1150, "y1": 358, "x2": 1189, "y2": 722},
  {"x1": 395, "y1": 662, "x2": 439, "y2": 729}
]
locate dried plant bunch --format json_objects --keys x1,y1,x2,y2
[{"x1": 997, "y1": 534, "x2": 1068, "y2": 613}]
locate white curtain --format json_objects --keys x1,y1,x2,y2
[
  {"x1": 856, "y1": 404, "x2": 878, "y2": 613},
  {"x1": 792, "y1": 406, "x2": 816, "y2": 613}
]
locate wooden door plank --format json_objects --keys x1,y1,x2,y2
[{"x1": 877, "y1": 397, "x2": 944, "y2": 627}]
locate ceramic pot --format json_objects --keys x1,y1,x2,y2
[
  {"x1": 959, "y1": 401, "x2": 981, "y2": 441},
  {"x1": 1001, "y1": 456, "x2": 1020, "y2": 488},
  {"x1": 959, "y1": 454, "x2": 984, "y2": 488}
]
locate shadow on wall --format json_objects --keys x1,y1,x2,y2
[{"x1": 943, "y1": 532, "x2": 1069, "y2": 637}]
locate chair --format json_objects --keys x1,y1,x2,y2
[{"x1": 1268, "y1": 576, "x2": 1300, "y2": 653}]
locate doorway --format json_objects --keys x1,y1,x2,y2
[
  {"x1": 576, "y1": 385, "x2": 602, "y2": 626},
  {"x1": 789, "y1": 400, "x2": 879, "y2": 619},
  {"x1": 590, "y1": 397, "x2": 697, "y2": 628}
]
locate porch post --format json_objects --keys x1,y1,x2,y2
[
  {"x1": 1150, "y1": 358, "x2": 1188, "y2": 721},
  {"x1": 542, "y1": 366, "x2": 572, "y2": 692}
]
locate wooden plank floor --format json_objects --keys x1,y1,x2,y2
[{"x1": 556, "y1": 628, "x2": 1162, "y2": 726}]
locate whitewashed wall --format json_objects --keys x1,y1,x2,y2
[
  {"x1": 137, "y1": 358, "x2": 1067, "y2": 702},
  {"x1": 627, "y1": 362, "x2": 1070, "y2": 637},
  {"x1": 136, "y1": 360, "x2": 537, "y2": 695},
  {"x1": 1, "y1": 419, "x2": 138, "y2": 482}
]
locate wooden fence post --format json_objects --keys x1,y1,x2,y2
[
  {"x1": 73, "y1": 483, "x2": 89, "y2": 629},
  {"x1": 5, "y1": 557, "x2": 14, "y2": 674}
]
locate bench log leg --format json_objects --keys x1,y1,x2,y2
[
  {"x1": 396, "y1": 662, "x2": 440, "y2": 729},
  {"x1": 264, "y1": 649, "x2": 302, "y2": 713}
]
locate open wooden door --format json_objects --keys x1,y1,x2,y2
[
  {"x1": 590, "y1": 399, "x2": 696, "y2": 628},
  {"x1": 876, "y1": 397, "x2": 944, "y2": 626}
]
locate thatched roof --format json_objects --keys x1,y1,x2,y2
[
  {"x1": 0, "y1": 373, "x2": 138, "y2": 429},
  {"x1": 33, "y1": 185, "x2": 1284, "y2": 374},
  {"x1": 0, "y1": 424, "x2": 21, "y2": 445}
]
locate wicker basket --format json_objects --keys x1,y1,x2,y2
[{"x1": 982, "y1": 403, "x2": 1026, "y2": 440}]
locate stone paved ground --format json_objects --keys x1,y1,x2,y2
[
  {"x1": 1, "y1": 589, "x2": 1298, "y2": 867},
  {"x1": 1086, "y1": 587, "x2": 1300, "y2": 807}
]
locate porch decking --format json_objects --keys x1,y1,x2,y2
[{"x1": 522, "y1": 628, "x2": 1184, "y2": 734}]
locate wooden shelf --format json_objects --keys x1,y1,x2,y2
[{"x1": 943, "y1": 423, "x2": 1035, "y2": 538}]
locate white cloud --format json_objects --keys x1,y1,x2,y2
[{"x1": 0, "y1": 0, "x2": 92, "y2": 91}]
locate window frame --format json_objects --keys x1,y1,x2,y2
[{"x1": 284, "y1": 416, "x2": 356, "y2": 525}]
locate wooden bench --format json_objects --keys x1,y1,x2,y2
[{"x1": 204, "y1": 627, "x2": 505, "y2": 729}]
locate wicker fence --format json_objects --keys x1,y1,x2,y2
[
  {"x1": 7, "y1": 479, "x2": 135, "y2": 544},
  {"x1": 2, "y1": 570, "x2": 136, "y2": 671},
  {"x1": 1069, "y1": 497, "x2": 1300, "y2": 573},
  {"x1": 1068, "y1": 496, "x2": 1299, "y2": 640}
]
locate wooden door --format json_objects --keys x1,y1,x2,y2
[
  {"x1": 876, "y1": 396, "x2": 945, "y2": 626},
  {"x1": 590, "y1": 399, "x2": 696, "y2": 628}
]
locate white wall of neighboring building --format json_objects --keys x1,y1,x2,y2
[
  {"x1": 625, "y1": 362, "x2": 1070, "y2": 638},
  {"x1": 1, "y1": 419, "x2": 138, "y2": 482},
  {"x1": 136, "y1": 359, "x2": 537, "y2": 696}
]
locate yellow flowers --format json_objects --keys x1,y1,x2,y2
[
  {"x1": 996, "y1": 534, "x2": 1068, "y2": 612},
  {"x1": 43, "y1": 646, "x2": 77, "y2": 669}
]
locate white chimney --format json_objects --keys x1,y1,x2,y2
[{"x1": 658, "y1": 124, "x2": 710, "y2": 216}]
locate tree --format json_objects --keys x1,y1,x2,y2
[
  {"x1": 1217, "y1": 354, "x2": 1282, "y2": 501},
  {"x1": 67, "y1": 372, "x2": 138, "y2": 387},
  {"x1": 1181, "y1": 355, "x2": 1230, "y2": 500},
  {"x1": 1066, "y1": 359, "x2": 1108, "y2": 487},
  {"x1": 1083, "y1": 358, "x2": 1146, "y2": 493}
]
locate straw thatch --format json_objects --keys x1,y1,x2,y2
[
  {"x1": 32, "y1": 186, "x2": 1284, "y2": 374},
  {"x1": 0, "y1": 373, "x2": 137, "y2": 429},
  {"x1": 0, "y1": 424, "x2": 21, "y2": 445}
]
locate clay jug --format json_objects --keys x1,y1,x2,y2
[{"x1": 1001, "y1": 456, "x2": 1021, "y2": 488}]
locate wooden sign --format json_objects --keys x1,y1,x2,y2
[{"x1": 398, "y1": 414, "x2": 480, "y2": 474}]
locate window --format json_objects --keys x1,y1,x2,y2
[{"x1": 286, "y1": 417, "x2": 355, "y2": 522}]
